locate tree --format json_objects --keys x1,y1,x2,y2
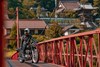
[
  {"x1": 8, "y1": 0, "x2": 22, "y2": 9},
  {"x1": 88, "y1": 0, "x2": 93, "y2": 4},
  {"x1": 8, "y1": 0, "x2": 22, "y2": 19},
  {"x1": 9, "y1": 23, "x2": 17, "y2": 49},
  {"x1": 8, "y1": 0, "x2": 36, "y2": 19},
  {"x1": 80, "y1": 0, "x2": 88, "y2": 4},
  {"x1": 22, "y1": 0, "x2": 34, "y2": 8},
  {"x1": 8, "y1": 0, "x2": 55, "y2": 19},
  {"x1": 93, "y1": 0, "x2": 100, "y2": 7},
  {"x1": 8, "y1": 8, "x2": 15, "y2": 19},
  {"x1": 65, "y1": 10, "x2": 77, "y2": 18},
  {"x1": 40, "y1": 0, "x2": 55, "y2": 11},
  {"x1": 36, "y1": 5, "x2": 41, "y2": 18},
  {"x1": 93, "y1": 0, "x2": 100, "y2": 17},
  {"x1": 32, "y1": 35, "x2": 47, "y2": 42},
  {"x1": 45, "y1": 22, "x2": 62, "y2": 39},
  {"x1": 58, "y1": 10, "x2": 77, "y2": 18},
  {"x1": 18, "y1": 7, "x2": 37, "y2": 19},
  {"x1": 28, "y1": 9, "x2": 37, "y2": 19}
]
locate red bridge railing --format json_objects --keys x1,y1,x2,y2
[{"x1": 37, "y1": 28, "x2": 100, "y2": 67}]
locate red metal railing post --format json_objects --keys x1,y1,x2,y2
[
  {"x1": 45, "y1": 43, "x2": 48, "y2": 62},
  {"x1": 79, "y1": 36, "x2": 83, "y2": 67},
  {"x1": 59, "y1": 40, "x2": 63, "y2": 65},
  {"x1": 72, "y1": 38, "x2": 75, "y2": 67},
  {"x1": 39, "y1": 44, "x2": 46, "y2": 62},
  {"x1": 70, "y1": 38, "x2": 72, "y2": 67},
  {"x1": 47, "y1": 43, "x2": 49, "y2": 62},
  {"x1": 83, "y1": 36, "x2": 90, "y2": 67},
  {"x1": 51, "y1": 41, "x2": 55, "y2": 63},
  {"x1": 98, "y1": 33, "x2": 100, "y2": 67},
  {"x1": 47, "y1": 42, "x2": 52, "y2": 62},
  {"x1": 89, "y1": 35, "x2": 93, "y2": 67},
  {"x1": 39, "y1": 44, "x2": 43, "y2": 61},
  {"x1": 55, "y1": 41, "x2": 59, "y2": 64},
  {"x1": 66, "y1": 39, "x2": 69, "y2": 67},
  {"x1": 37, "y1": 44, "x2": 41, "y2": 61},
  {"x1": 70, "y1": 38, "x2": 75, "y2": 67}
]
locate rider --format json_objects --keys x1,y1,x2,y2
[{"x1": 20, "y1": 28, "x2": 37, "y2": 58}]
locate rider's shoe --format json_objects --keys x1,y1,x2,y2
[
  {"x1": 21, "y1": 53, "x2": 25, "y2": 59},
  {"x1": 16, "y1": 48, "x2": 21, "y2": 52}
]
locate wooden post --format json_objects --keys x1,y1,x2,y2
[{"x1": 16, "y1": 7, "x2": 19, "y2": 48}]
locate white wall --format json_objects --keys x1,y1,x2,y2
[{"x1": 64, "y1": 31, "x2": 68, "y2": 36}]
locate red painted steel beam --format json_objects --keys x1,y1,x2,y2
[
  {"x1": 69, "y1": 38, "x2": 74, "y2": 67},
  {"x1": 0, "y1": 0, "x2": 4, "y2": 67},
  {"x1": 51, "y1": 41, "x2": 55, "y2": 63},
  {"x1": 37, "y1": 45, "x2": 41, "y2": 61},
  {"x1": 56, "y1": 41, "x2": 60, "y2": 64},
  {"x1": 41, "y1": 45, "x2": 44, "y2": 61},
  {"x1": 38, "y1": 28, "x2": 100, "y2": 45},
  {"x1": 59, "y1": 40, "x2": 63, "y2": 65},
  {"x1": 71, "y1": 38, "x2": 75, "y2": 67},
  {"x1": 89, "y1": 35, "x2": 93, "y2": 67},
  {"x1": 38, "y1": 45, "x2": 41, "y2": 61},
  {"x1": 11, "y1": 52, "x2": 18, "y2": 60},
  {"x1": 74, "y1": 38, "x2": 81, "y2": 67},
  {"x1": 98, "y1": 33, "x2": 100, "y2": 67},
  {"x1": 79, "y1": 36, "x2": 83, "y2": 67},
  {"x1": 83, "y1": 36, "x2": 90, "y2": 67},
  {"x1": 37, "y1": 29, "x2": 100, "y2": 67},
  {"x1": 65, "y1": 39, "x2": 69, "y2": 67}
]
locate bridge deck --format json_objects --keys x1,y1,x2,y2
[{"x1": 6, "y1": 59, "x2": 64, "y2": 67}]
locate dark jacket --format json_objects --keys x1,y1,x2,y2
[{"x1": 20, "y1": 34, "x2": 37, "y2": 48}]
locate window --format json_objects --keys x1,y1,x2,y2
[
  {"x1": 38, "y1": 30, "x2": 44, "y2": 35},
  {"x1": 34, "y1": 29, "x2": 38, "y2": 34},
  {"x1": 20, "y1": 29, "x2": 24, "y2": 36},
  {"x1": 7, "y1": 29, "x2": 11, "y2": 35},
  {"x1": 65, "y1": 0, "x2": 79, "y2": 1},
  {"x1": 30, "y1": 30, "x2": 34, "y2": 35}
]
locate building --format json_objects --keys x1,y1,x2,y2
[
  {"x1": 61, "y1": 0, "x2": 79, "y2": 2},
  {"x1": 4, "y1": 19, "x2": 47, "y2": 36},
  {"x1": 88, "y1": 0, "x2": 93, "y2": 4},
  {"x1": 55, "y1": 0, "x2": 80, "y2": 18},
  {"x1": 55, "y1": 0, "x2": 96, "y2": 15},
  {"x1": 76, "y1": 3, "x2": 98, "y2": 29},
  {"x1": 55, "y1": 0, "x2": 80, "y2": 14},
  {"x1": 62, "y1": 25, "x2": 80, "y2": 36}
]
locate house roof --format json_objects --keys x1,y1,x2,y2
[
  {"x1": 4, "y1": 19, "x2": 47, "y2": 29},
  {"x1": 80, "y1": 4, "x2": 98, "y2": 9},
  {"x1": 62, "y1": 25, "x2": 74, "y2": 31},
  {"x1": 61, "y1": 0, "x2": 79, "y2": 2},
  {"x1": 62, "y1": 25, "x2": 80, "y2": 34},
  {"x1": 62, "y1": 25, "x2": 80, "y2": 31},
  {"x1": 55, "y1": 7, "x2": 64, "y2": 13},
  {"x1": 61, "y1": 1, "x2": 80, "y2": 10}
]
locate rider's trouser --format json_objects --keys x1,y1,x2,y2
[{"x1": 21, "y1": 43, "x2": 27, "y2": 57}]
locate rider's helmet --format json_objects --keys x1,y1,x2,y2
[{"x1": 24, "y1": 28, "x2": 30, "y2": 35}]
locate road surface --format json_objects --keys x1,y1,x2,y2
[{"x1": 6, "y1": 59, "x2": 64, "y2": 67}]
